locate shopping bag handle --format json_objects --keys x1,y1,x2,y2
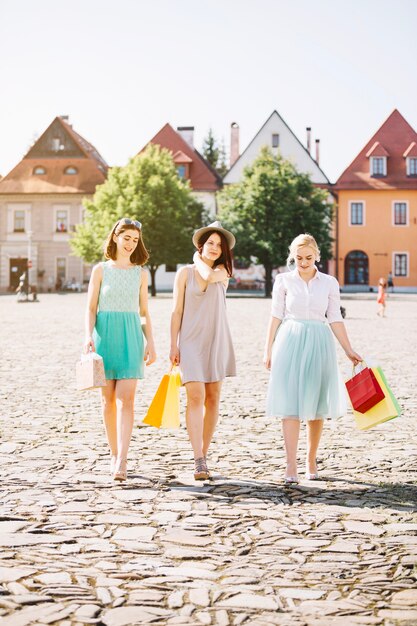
[{"x1": 351, "y1": 360, "x2": 367, "y2": 377}]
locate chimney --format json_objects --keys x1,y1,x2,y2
[
  {"x1": 230, "y1": 122, "x2": 240, "y2": 167},
  {"x1": 315, "y1": 139, "x2": 320, "y2": 164},
  {"x1": 177, "y1": 126, "x2": 194, "y2": 148},
  {"x1": 306, "y1": 127, "x2": 311, "y2": 154},
  {"x1": 61, "y1": 115, "x2": 69, "y2": 123}
]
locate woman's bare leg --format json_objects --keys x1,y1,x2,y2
[
  {"x1": 282, "y1": 418, "x2": 300, "y2": 479},
  {"x1": 202, "y1": 381, "x2": 222, "y2": 457},
  {"x1": 306, "y1": 418, "x2": 323, "y2": 474},
  {"x1": 184, "y1": 382, "x2": 205, "y2": 460}
]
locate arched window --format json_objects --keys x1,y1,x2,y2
[
  {"x1": 344, "y1": 250, "x2": 369, "y2": 285},
  {"x1": 33, "y1": 166, "x2": 46, "y2": 175},
  {"x1": 64, "y1": 166, "x2": 78, "y2": 175}
]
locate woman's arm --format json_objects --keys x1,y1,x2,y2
[
  {"x1": 169, "y1": 267, "x2": 187, "y2": 364},
  {"x1": 139, "y1": 270, "x2": 156, "y2": 366},
  {"x1": 263, "y1": 316, "x2": 282, "y2": 369},
  {"x1": 193, "y1": 251, "x2": 228, "y2": 283},
  {"x1": 330, "y1": 322, "x2": 362, "y2": 365},
  {"x1": 84, "y1": 264, "x2": 102, "y2": 353}
]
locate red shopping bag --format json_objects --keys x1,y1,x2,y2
[{"x1": 345, "y1": 364, "x2": 385, "y2": 414}]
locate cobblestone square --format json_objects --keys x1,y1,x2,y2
[{"x1": 0, "y1": 293, "x2": 416, "y2": 625}]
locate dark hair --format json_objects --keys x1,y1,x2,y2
[
  {"x1": 104, "y1": 219, "x2": 149, "y2": 265},
  {"x1": 197, "y1": 230, "x2": 233, "y2": 277}
]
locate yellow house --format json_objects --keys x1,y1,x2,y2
[{"x1": 334, "y1": 110, "x2": 417, "y2": 290}]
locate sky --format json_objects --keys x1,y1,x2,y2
[{"x1": 0, "y1": 0, "x2": 416, "y2": 183}]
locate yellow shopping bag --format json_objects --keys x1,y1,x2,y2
[
  {"x1": 142, "y1": 367, "x2": 181, "y2": 429},
  {"x1": 353, "y1": 367, "x2": 400, "y2": 430}
]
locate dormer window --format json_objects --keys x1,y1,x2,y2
[
  {"x1": 370, "y1": 156, "x2": 386, "y2": 177},
  {"x1": 64, "y1": 166, "x2": 78, "y2": 175},
  {"x1": 33, "y1": 166, "x2": 46, "y2": 175},
  {"x1": 406, "y1": 157, "x2": 417, "y2": 176},
  {"x1": 177, "y1": 165, "x2": 186, "y2": 179}
]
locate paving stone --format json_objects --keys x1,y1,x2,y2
[{"x1": 1, "y1": 294, "x2": 416, "y2": 625}]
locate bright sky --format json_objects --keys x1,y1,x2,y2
[{"x1": 1, "y1": 0, "x2": 416, "y2": 183}]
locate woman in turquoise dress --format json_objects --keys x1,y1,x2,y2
[{"x1": 84, "y1": 218, "x2": 156, "y2": 481}]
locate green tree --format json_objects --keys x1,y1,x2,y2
[
  {"x1": 217, "y1": 146, "x2": 334, "y2": 297},
  {"x1": 71, "y1": 144, "x2": 205, "y2": 295},
  {"x1": 202, "y1": 129, "x2": 228, "y2": 177}
]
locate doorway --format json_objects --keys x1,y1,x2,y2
[{"x1": 9, "y1": 258, "x2": 28, "y2": 291}]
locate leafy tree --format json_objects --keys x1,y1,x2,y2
[
  {"x1": 71, "y1": 144, "x2": 205, "y2": 295},
  {"x1": 202, "y1": 129, "x2": 228, "y2": 177},
  {"x1": 217, "y1": 146, "x2": 333, "y2": 297}
]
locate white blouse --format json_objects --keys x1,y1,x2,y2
[{"x1": 271, "y1": 268, "x2": 344, "y2": 324}]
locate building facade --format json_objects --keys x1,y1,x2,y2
[
  {"x1": 334, "y1": 110, "x2": 417, "y2": 290},
  {"x1": 0, "y1": 116, "x2": 108, "y2": 293}
]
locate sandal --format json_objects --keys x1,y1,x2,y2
[
  {"x1": 113, "y1": 457, "x2": 127, "y2": 481},
  {"x1": 194, "y1": 456, "x2": 209, "y2": 481}
]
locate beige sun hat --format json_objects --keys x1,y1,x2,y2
[{"x1": 192, "y1": 221, "x2": 236, "y2": 249}]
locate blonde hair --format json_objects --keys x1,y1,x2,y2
[{"x1": 287, "y1": 233, "x2": 320, "y2": 268}]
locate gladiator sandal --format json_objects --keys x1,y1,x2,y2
[{"x1": 194, "y1": 456, "x2": 209, "y2": 481}]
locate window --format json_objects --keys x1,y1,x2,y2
[
  {"x1": 56, "y1": 258, "x2": 67, "y2": 281},
  {"x1": 177, "y1": 165, "x2": 186, "y2": 179},
  {"x1": 56, "y1": 210, "x2": 68, "y2": 232},
  {"x1": 407, "y1": 157, "x2": 417, "y2": 176},
  {"x1": 394, "y1": 253, "x2": 408, "y2": 277},
  {"x1": 14, "y1": 210, "x2": 25, "y2": 232},
  {"x1": 33, "y1": 166, "x2": 46, "y2": 175},
  {"x1": 350, "y1": 202, "x2": 364, "y2": 225},
  {"x1": 64, "y1": 166, "x2": 78, "y2": 175},
  {"x1": 370, "y1": 157, "x2": 386, "y2": 177},
  {"x1": 165, "y1": 264, "x2": 177, "y2": 272},
  {"x1": 272, "y1": 133, "x2": 279, "y2": 148},
  {"x1": 393, "y1": 202, "x2": 407, "y2": 225}
]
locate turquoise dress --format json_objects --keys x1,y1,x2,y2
[{"x1": 93, "y1": 262, "x2": 145, "y2": 380}]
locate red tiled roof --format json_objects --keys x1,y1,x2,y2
[
  {"x1": 0, "y1": 158, "x2": 107, "y2": 194},
  {"x1": 403, "y1": 142, "x2": 417, "y2": 158},
  {"x1": 335, "y1": 110, "x2": 417, "y2": 190},
  {"x1": 365, "y1": 141, "x2": 390, "y2": 158},
  {"x1": 140, "y1": 123, "x2": 221, "y2": 191},
  {"x1": 0, "y1": 116, "x2": 108, "y2": 194}
]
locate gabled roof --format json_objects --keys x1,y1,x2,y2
[
  {"x1": 223, "y1": 110, "x2": 330, "y2": 185},
  {"x1": 403, "y1": 142, "x2": 417, "y2": 158},
  {"x1": 0, "y1": 116, "x2": 108, "y2": 194},
  {"x1": 365, "y1": 142, "x2": 390, "y2": 158},
  {"x1": 140, "y1": 123, "x2": 221, "y2": 192},
  {"x1": 335, "y1": 109, "x2": 417, "y2": 190}
]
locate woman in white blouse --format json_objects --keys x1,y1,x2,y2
[{"x1": 264, "y1": 234, "x2": 362, "y2": 484}]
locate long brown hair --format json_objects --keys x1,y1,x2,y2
[
  {"x1": 104, "y1": 219, "x2": 149, "y2": 265},
  {"x1": 197, "y1": 230, "x2": 233, "y2": 277}
]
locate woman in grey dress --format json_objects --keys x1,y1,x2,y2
[{"x1": 170, "y1": 222, "x2": 236, "y2": 480}]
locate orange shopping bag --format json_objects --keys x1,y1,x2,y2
[
  {"x1": 353, "y1": 366, "x2": 400, "y2": 430},
  {"x1": 142, "y1": 367, "x2": 181, "y2": 429}
]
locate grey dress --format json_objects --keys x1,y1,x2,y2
[{"x1": 179, "y1": 266, "x2": 236, "y2": 384}]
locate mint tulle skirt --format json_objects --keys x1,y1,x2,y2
[
  {"x1": 93, "y1": 311, "x2": 145, "y2": 380},
  {"x1": 266, "y1": 319, "x2": 347, "y2": 421}
]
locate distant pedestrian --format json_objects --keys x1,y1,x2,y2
[
  {"x1": 170, "y1": 221, "x2": 236, "y2": 481},
  {"x1": 264, "y1": 234, "x2": 362, "y2": 484},
  {"x1": 377, "y1": 277, "x2": 387, "y2": 317},
  {"x1": 84, "y1": 218, "x2": 156, "y2": 481},
  {"x1": 387, "y1": 271, "x2": 394, "y2": 293}
]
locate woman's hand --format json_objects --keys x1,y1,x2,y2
[
  {"x1": 84, "y1": 337, "x2": 95, "y2": 354},
  {"x1": 144, "y1": 343, "x2": 157, "y2": 366},
  {"x1": 345, "y1": 350, "x2": 363, "y2": 366},
  {"x1": 170, "y1": 347, "x2": 180, "y2": 365},
  {"x1": 263, "y1": 348, "x2": 272, "y2": 370}
]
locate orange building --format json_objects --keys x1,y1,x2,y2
[{"x1": 334, "y1": 110, "x2": 417, "y2": 290}]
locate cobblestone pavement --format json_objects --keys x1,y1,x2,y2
[{"x1": 0, "y1": 293, "x2": 416, "y2": 626}]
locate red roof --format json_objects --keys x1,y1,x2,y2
[
  {"x1": 141, "y1": 123, "x2": 221, "y2": 192},
  {"x1": 335, "y1": 110, "x2": 417, "y2": 190},
  {"x1": 0, "y1": 117, "x2": 108, "y2": 194}
]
